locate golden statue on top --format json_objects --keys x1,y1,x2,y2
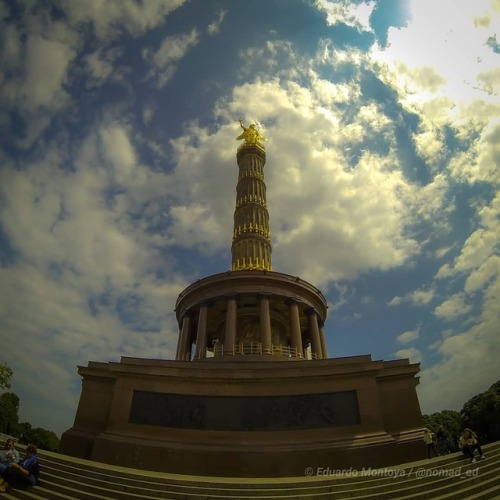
[{"x1": 236, "y1": 118, "x2": 266, "y2": 148}]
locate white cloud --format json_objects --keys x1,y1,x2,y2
[
  {"x1": 0, "y1": 25, "x2": 77, "y2": 147},
  {"x1": 99, "y1": 123, "x2": 138, "y2": 184},
  {"x1": 85, "y1": 47, "x2": 125, "y2": 86},
  {"x1": 387, "y1": 296, "x2": 402, "y2": 306},
  {"x1": 167, "y1": 122, "x2": 236, "y2": 252},
  {"x1": 422, "y1": 191, "x2": 499, "y2": 413},
  {"x1": 143, "y1": 106, "x2": 154, "y2": 125},
  {"x1": 373, "y1": 0, "x2": 499, "y2": 106},
  {"x1": 0, "y1": 118, "x2": 191, "y2": 432},
  {"x1": 0, "y1": 0, "x2": 187, "y2": 148},
  {"x1": 395, "y1": 64, "x2": 446, "y2": 93},
  {"x1": 2, "y1": 134, "x2": 175, "y2": 302},
  {"x1": 388, "y1": 288, "x2": 435, "y2": 307},
  {"x1": 437, "y1": 193, "x2": 500, "y2": 281},
  {"x1": 143, "y1": 29, "x2": 199, "y2": 87},
  {"x1": 419, "y1": 304, "x2": 500, "y2": 414},
  {"x1": 309, "y1": 72, "x2": 361, "y2": 105},
  {"x1": 410, "y1": 289, "x2": 436, "y2": 305},
  {"x1": 86, "y1": 50, "x2": 114, "y2": 83},
  {"x1": 477, "y1": 67, "x2": 500, "y2": 96},
  {"x1": 464, "y1": 255, "x2": 500, "y2": 294},
  {"x1": 356, "y1": 102, "x2": 392, "y2": 131},
  {"x1": 169, "y1": 78, "x2": 443, "y2": 287},
  {"x1": 1, "y1": 259, "x2": 183, "y2": 433},
  {"x1": 449, "y1": 119, "x2": 500, "y2": 185},
  {"x1": 207, "y1": 10, "x2": 227, "y2": 35},
  {"x1": 368, "y1": 0, "x2": 500, "y2": 188},
  {"x1": 61, "y1": 0, "x2": 187, "y2": 39},
  {"x1": 413, "y1": 125, "x2": 445, "y2": 167},
  {"x1": 454, "y1": 226, "x2": 498, "y2": 274},
  {"x1": 0, "y1": 0, "x2": 496, "y2": 440},
  {"x1": 397, "y1": 328, "x2": 420, "y2": 344},
  {"x1": 238, "y1": 40, "x2": 301, "y2": 81},
  {"x1": 22, "y1": 36, "x2": 75, "y2": 108},
  {"x1": 434, "y1": 293, "x2": 472, "y2": 321},
  {"x1": 434, "y1": 245, "x2": 454, "y2": 259},
  {"x1": 394, "y1": 347, "x2": 422, "y2": 363},
  {"x1": 1, "y1": 24, "x2": 22, "y2": 67},
  {"x1": 315, "y1": 0, "x2": 376, "y2": 33}
]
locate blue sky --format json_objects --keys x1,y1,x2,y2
[{"x1": 0, "y1": 0, "x2": 498, "y2": 437}]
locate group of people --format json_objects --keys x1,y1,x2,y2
[
  {"x1": 423, "y1": 427, "x2": 451, "y2": 457},
  {"x1": 423, "y1": 427, "x2": 486, "y2": 463},
  {"x1": 0, "y1": 438, "x2": 39, "y2": 493}
]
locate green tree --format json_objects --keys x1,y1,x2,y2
[
  {"x1": 422, "y1": 409, "x2": 463, "y2": 443},
  {"x1": 0, "y1": 392, "x2": 20, "y2": 436},
  {"x1": 0, "y1": 363, "x2": 13, "y2": 391},
  {"x1": 0, "y1": 366, "x2": 60, "y2": 451},
  {"x1": 461, "y1": 380, "x2": 500, "y2": 443},
  {"x1": 19, "y1": 424, "x2": 59, "y2": 452},
  {"x1": 16, "y1": 422, "x2": 32, "y2": 444}
]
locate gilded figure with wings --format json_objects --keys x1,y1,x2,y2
[{"x1": 236, "y1": 118, "x2": 266, "y2": 147}]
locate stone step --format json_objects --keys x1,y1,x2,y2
[
  {"x1": 2, "y1": 486, "x2": 78, "y2": 499},
  {"x1": 439, "y1": 481, "x2": 500, "y2": 500},
  {"x1": 37, "y1": 442, "x2": 500, "y2": 486},
  {"x1": 2, "y1": 492, "x2": 46, "y2": 500},
  {"x1": 351, "y1": 458, "x2": 500, "y2": 499},
  {"x1": 412, "y1": 474, "x2": 500, "y2": 500},
  {"x1": 35, "y1": 457, "x2": 500, "y2": 500},
  {"x1": 34, "y1": 469, "x2": 498, "y2": 498},
  {"x1": 3, "y1": 441, "x2": 500, "y2": 499},
  {"x1": 26, "y1": 478, "x2": 158, "y2": 500},
  {"x1": 37, "y1": 442, "x2": 500, "y2": 497}
]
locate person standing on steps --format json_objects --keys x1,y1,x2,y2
[
  {"x1": 436, "y1": 426, "x2": 451, "y2": 455},
  {"x1": 423, "y1": 428, "x2": 438, "y2": 458}
]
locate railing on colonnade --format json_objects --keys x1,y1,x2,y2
[
  {"x1": 212, "y1": 342, "x2": 300, "y2": 358},
  {"x1": 305, "y1": 350, "x2": 321, "y2": 360},
  {"x1": 179, "y1": 344, "x2": 319, "y2": 361}
]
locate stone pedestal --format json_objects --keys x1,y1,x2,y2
[{"x1": 60, "y1": 355, "x2": 425, "y2": 477}]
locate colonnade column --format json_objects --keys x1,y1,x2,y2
[
  {"x1": 319, "y1": 325, "x2": 328, "y2": 359},
  {"x1": 259, "y1": 293, "x2": 272, "y2": 354},
  {"x1": 176, "y1": 313, "x2": 192, "y2": 361},
  {"x1": 224, "y1": 294, "x2": 238, "y2": 354},
  {"x1": 194, "y1": 304, "x2": 208, "y2": 359},
  {"x1": 287, "y1": 299, "x2": 303, "y2": 358},
  {"x1": 308, "y1": 309, "x2": 323, "y2": 359}
]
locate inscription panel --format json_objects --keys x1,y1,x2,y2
[{"x1": 129, "y1": 391, "x2": 360, "y2": 431}]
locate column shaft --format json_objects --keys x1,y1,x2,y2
[
  {"x1": 319, "y1": 326, "x2": 328, "y2": 359},
  {"x1": 308, "y1": 310, "x2": 323, "y2": 359},
  {"x1": 288, "y1": 301, "x2": 303, "y2": 358},
  {"x1": 176, "y1": 314, "x2": 192, "y2": 360},
  {"x1": 195, "y1": 305, "x2": 208, "y2": 359},
  {"x1": 224, "y1": 297, "x2": 237, "y2": 354},
  {"x1": 259, "y1": 295, "x2": 272, "y2": 354}
]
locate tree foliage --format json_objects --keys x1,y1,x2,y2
[
  {"x1": 0, "y1": 366, "x2": 60, "y2": 451},
  {"x1": 461, "y1": 380, "x2": 500, "y2": 443},
  {"x1": 0, "y1": 363, "x2": 13, "y2": 391},
  {"x1": 0, "y1": 392, "x2": 20, "y2": 436},
  {"x1": 422, "y1": 409, "x2": 463, "y2": 443},
  {"x1": 18, "y1": 423, "x2": 60, "y2": 452}
]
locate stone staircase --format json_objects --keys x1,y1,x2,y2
[{"x1": 3, "y1": 441, "x2": 500, "y2": 499}]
